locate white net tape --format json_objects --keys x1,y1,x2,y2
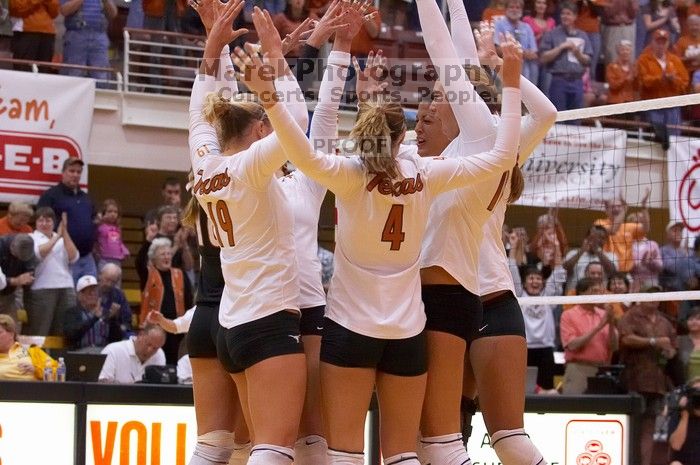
[{"x1": 518, "y1": 290, "x2": 700, "y2": 306}]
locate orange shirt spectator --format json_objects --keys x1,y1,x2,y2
[
  {"x1": 595, "y1": 217, "x2": 645, "y2": 273},
  {"x1": 637, "y1": 29, "x2": 690, "y2": 100},
  {"x1": 0, "y1": 203, "x2": 33, "y2": 236},
  {"x1": 575, "y1": 0, "x2": 601, "y2": 33},
  {"x1": 9, "y1": 0, "x2": 59, "y2": 34},
  {"x1": 675, "y1": 14, "x2": 700, "y2": 77},
  {"x1": 351, "y1": 6, "x2": 381, "y2": 57},
  {"x1": 606, "y1": 39, "x2": 636, "y2": 103},
  {"x1": 482, "y1": 0, "x2": 506, "y2": 21}
]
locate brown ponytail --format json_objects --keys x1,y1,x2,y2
[
  {"x1": 507, "y1": 164, "x2": 525, "y2": 204},
  {"x1": 350, "y1": 94, "x2": 406, "y2": 180},
  {"x1": 202, "y1": 92, "x2": 267, "y2": 150}
]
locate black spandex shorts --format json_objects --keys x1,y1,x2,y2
[
  {"x1": 300, "y1": 305, "x2": 325, "y2": 336},
  {"x1": 423, "y1": 285, "x2": 483, "y2": 343},
  {"x1": 187, "y1": 304, "x2": 220, "y2": 359},
  {"x1": 320, "y1": 318, "x2": 427, "y2": 376},
  {"x1": 475, "y1": 291, "x2": 526, "y2": 340},
  {"x1": 216, "y1": 311, "x2": 304, "y2": 373}
]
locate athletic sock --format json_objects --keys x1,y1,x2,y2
[
  {"x1": 490, "y1": 429, "x2": 546, "y2": 465},
  {"x1": 295, "y1": 435, "x2": 328, "y2": 465},
  {"x1": 228, "y1": 441, "x2": 251, "y2": 465},
  {"x1": 189, "y1": 430, "x2": 235, "y2": 465},
  {"x1": 327, "y1": 448, "x2": 364, "y2": 465},
  {"x1": 247, "y1": 444, "x2": 294, "y2": 465},
  {"x1": 419, "y1": 433, "x2": 472, "y2": 465},
  {"x1": 384, "y1": 452, "x2": 420, "y2": 465}
]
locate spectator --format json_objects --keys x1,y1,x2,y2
[
  {"x1": 638, "y1": 28, "x2": 689, "y2": 132},
  {"x1": 125, "y1": 0, "x2": 144, "y2": 28},
  {"x1": 600, "y1": 0, "x2": 638, "y2": 64},
  {"x1": 539, "y1": 2, "x2": 593, "y2": 110},
  {"x1": 582, "y1": 68, "x2": 609, "y2": 105},
  {"x1": 94, "y1": 199, "x2": 130, "y2": 272},
  {"x1": 136, "y1": 206, "x2": 193, "y2": 290},
  {"x1": 574, "y1": 0, "x2": 602, "y2": 79},
  {"x1": 64, "y1": 275, "x2": 120, "y2": 350},
  {"x1": 273, "y1": 0, "x2": 308, "y2": 58},
  {"x1": 531, "y1": 211, "x2": 569, "y2": 264},
  {"x1": 661, "y1": 221, "x2": 696, "y2": 291},
  {"x1": 98, "y1": 324, "x2": 166, "y2": 384},
  {"x1": 618, "y1": 288, "x2": 677, "y2": 465},
  {"x1": 675, "y1": 14, "x2": 700, "y2": 77},
  {"x1": 642, "y1": 0, "x2": 681, "y2": 46},
  {"x1": 629, "y1": 216, "x2": 663, "y2": 292},
  {"x1": 595, "y1": 192, "x2": 649, "y2": 273},
  {"x1": 318, "y1": 243, "x2": 334, "y2": 292},
  {"x1": 523, "y1": 0, "x2": 556, "y2": 44},
  {"x1": 0, "y1": 234, "x2": 36, "y2": 323},
  {"x1": 144, "y1": 177, "x2": 182, "y2": 226},
  {"x1": 8, "y1": 0, "x2": 59, "y2": 71},
  {"x1": 97, "y1": 263, "x2": 132, "y2": 338},
  {"x1": 515, "y1": 264, "x2": 567, "y2": 391},
  {"x1": 0, "y1": 202, "x2": 33, "y2": 236},
  {"x1": 563, "y1": 225, "x2": 618, "y2": 292},
  {"x1": 482, "y1": 0, "x2": 507, "y2": 21},
  {"x1": 139, "y1": 237, "x2": 192, "y2": 364},
  {"x1": 495, "y1": 0, "x2": 539, "y2": 82},
  {"x1": 678, "y1": 307, "x2": 700, "y2": 380},
  {"x1": 606, "y1": 39, "x2": 637, "y2": 103},
  {"x1": 0, "y1": 314, "x2": 54, "y2": 381},
  {"x1": 59, "y1": 0, "x2": 117, "y2": 81},
  {"x1": 25, "y1": 208, "x2": 78, "y2": 336},
  {"x1": 608, "y1": 271, "x2": 633, "y2": 318},
  {"x1": 668, "y1": 377, "x2": 700, "y2": 465},
  {"x1": 37, "y1": 157, "x2": 97, "y2": 282},
  {"x1": 560, "y1": 278, "x2": 619, "y2": 394}
]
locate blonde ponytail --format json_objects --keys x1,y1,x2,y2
[
  {"x1": 201, "y1": 92, "x2": 267, "y2": 149},
  {"x1": 181, "y1": 170, "x2": 198, "y2": 228},
  {"x1": 350, "y1": 94, "x2": 406, "y2": 180}
]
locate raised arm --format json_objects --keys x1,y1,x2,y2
[
  {"x1": 309, "y1": 51, "x2": 350, "y2": 154},
  {"x1": 446, "y1": 0, "x2": 479, "y2": 64},
  {"x1": 415, "y1": 0, "x2": 494, "y2": 140},
  {"x1": 427, "y1": 87, "x2": 521, "y2": 194},
  {"x1": 518, "y1": 76, "x2": 557, "y2": 163}
]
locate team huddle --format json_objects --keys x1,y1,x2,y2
[{"x1": 178, "y1": 0, "x2": 557, "y2": 463}]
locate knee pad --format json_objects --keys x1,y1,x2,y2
[
  {"x1": 419, "y1": 433, "x2": 472, "y2": 465},
  {"x1": 189, "y1": 430, "x2": 235, "y2": 465},
  {"x1": 248, "y1": 444, "x2": 294, "y2": 465},
  {"x1": 385, "y1": 452, "x2": 420, "y2": 465},
  {"x1": 294, "y1": 435, "x2": 328, "y2": 465},
  {"x1": 228, "y1": 441, "x2": 251, "y2": 465},
  {"x1": 490, "y1": 429, "x2": 546, "y2": 465},
  {"x1": 327, "y1": 448, "x2": 364, "y2": 465}
]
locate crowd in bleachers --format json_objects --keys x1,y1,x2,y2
[{"x1": 3, "y1": 0, "x2": 700, "y2": 118}]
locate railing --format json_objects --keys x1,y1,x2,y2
[
  {"x1": 123, "y1": 27, "x2": 206, "y2": 95},
  {"x1": 0, "y1": 57, "x2": 123, "y2": 90}
]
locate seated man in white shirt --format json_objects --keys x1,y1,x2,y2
[{"x1": 98, "y1": 324, "x2": 166, "y2": 384}]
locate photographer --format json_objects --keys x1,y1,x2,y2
[{"x1": 668, "y1": 377, "x2": 700, "y2": 465}]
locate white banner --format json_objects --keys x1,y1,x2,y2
[
  {"x1": 516, "y1": 124, "x2": 628, "y2": 210},
  {"x1": 667, "y1": 135, "x2": 700, "y2": 234},
  {"x1": 0, "y1": 402, "x2": 75, "y2": 465},
  {"x1": 0, "y1": 70, "x2": 94, "y2": 202},
  {"x1": 467, "y1": 412, "x2": 629, "y2": 465}
]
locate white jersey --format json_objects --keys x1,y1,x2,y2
[
  {"x1": 278, "y1": 171, "x2": 327, "y2": 309},
  {"x1": 188, "y1": 70, "x2": 308, "y2": 329},
  {"x1": 265, "y1": 89, "x2": 522, "y2": 339},
  {"x1": 437, "y1": 0, "x2": 558, "y2": 296},
  {"x1": 274, "y1": 51, "x2": 350, "y2": 310}
]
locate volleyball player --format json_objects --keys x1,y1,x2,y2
[
  {"x1": 275, "y1": 4, "x2": 358, "y2": 461},
  {"x1": 188, "y1": 5, "x2": 311, "y2": 464},
  {"x1": 231, "y1": 12, "x2": 524, "y2": 464},
  {"x1": 415, "y1": 0, "x2": 557, "y2": 462}
]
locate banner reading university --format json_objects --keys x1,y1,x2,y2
[
  {"x1": 515, "y1": 124, "x2": 627, "y2": 210},
  {"x1": 668, "y1": 136, "x2": 700, "y2": 234},
  {"x1": 0, "y1": 70, "x2": 94, "y2": 202}
]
